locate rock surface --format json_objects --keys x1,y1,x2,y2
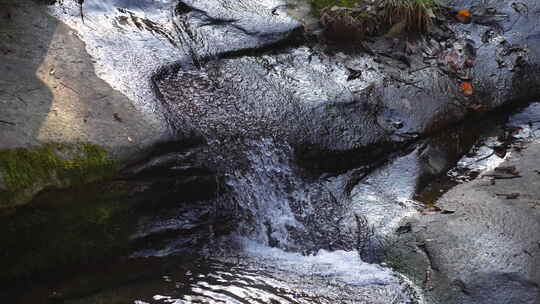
[
  {"x1": 387, "y1": 116, "x2": 540, "y2": 303},
  {"x1": 0, "y1": 0, "x2": 170, "y2": 207},
  {"x1": 449, "y1": 0, "x2": 540, "y2": 107},
  {"x1": 424, "y1": 143, "x2": 540, "y2": 304},
  {"x1": 0, "y1": 0, "x2": 167, "y2": 156},
  {"x1": 152, "y1": 0, "x2": 540, "y2": 175}
]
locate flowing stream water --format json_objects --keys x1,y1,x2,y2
[
  {"x1": 10, "y1": 101, "x2": 539, "y2": 303},
  {"x1": 7, "y1": 0, "x2": 540, "y2": 302}
]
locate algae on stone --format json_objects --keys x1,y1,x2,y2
[{"x1": 0, "y1": 143, "x2": 117, "y2": 209}]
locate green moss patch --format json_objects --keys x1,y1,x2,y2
[{"x1": 0, "y1": 143, "x2": 117, "y2": 208}]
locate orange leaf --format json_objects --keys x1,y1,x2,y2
[
  {"x1": 458, "y1": 9, "x2": 471, "y2": 17},
  {"x1": 456, "y1": 10, "x2": 471, "y2": 23},
  {"x1": 460, "y1": 82, "x2": 473, "y2": 96}
]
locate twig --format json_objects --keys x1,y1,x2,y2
[
  {"x1": 77, "y1": 0, "x2": 85, "y2": 24},
  {"x1": 473, "y1": 151, "x2": 496, "y2": 163},
  {"x1": 14, "y1": 95, "x2": 28, "y2": 106},
  {"x1": 4, "y1": 92, "x2": 28, "y2": 106},
  {"x1": 387, "y1": 74, "x2": 424, "y2": 90},
  {"x1": 0, "y1": 120, "x2": 16, "y2": 126},
  {"x1": 409, "y1": 65, "x2": 432, "y2": 73},
  {"x1": 495, "y1": 193, "x2": 520, "y2": 199},
  {"x1": 26, "y1": 87, "x2": 42, "y2": 93},
  {"x1": 483, "y1": 174, "x2": 522, "y2": 179}
]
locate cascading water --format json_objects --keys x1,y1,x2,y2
[
  {"x1": 42, "y1": 1, "x2": 424, "y2": 302},
  {"x1": 125, "y1": 136, "x2": 422, "y2": 303},
  {"x1": 224, "y1": 139, "x2": 305, "y2": 248},
  {"x1": 28, "y1": 0, "x2": 538, "y2": 302}
]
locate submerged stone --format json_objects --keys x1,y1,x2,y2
[{"x1": 0, "y1": 180, "x2": 138, "y2": 285}]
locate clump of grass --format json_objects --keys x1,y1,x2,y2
[
  {"x1": 309, "y1": 0, "x2": 444, "y2": 40},
  {"x1": 320, "y1": 6, "x2": 379, "y2": 40},
  {"x1": 311, "y1": 0, "x2": 380, "y2": 41},
  {"x1": 381, "y1": 0, "x2": 444, "y2": 31}
]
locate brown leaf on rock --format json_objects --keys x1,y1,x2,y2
[
  {"x1": 456, "y1": 9, "x2": 472, "y2": 23},
  {"x1": 460, "y1": 81, "x2": 473, "y2": 96}
]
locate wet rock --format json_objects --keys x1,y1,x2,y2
[
  {"x1": 151, "y1": 0, "x2": 540, "y2": 177},
  {"x1": 153, "y1": 43, "x2": 469, "y2": 173},
  {"x1": 0, "y1": 0, "x2": 168, "y2": 155},
  {"x1": 389, "y1": 142, "x2": 540, "y2": 304},
  {"x1": 174, "y1": 0, "x2": 303, "y2": 60},
  {"x1": 40, "y1": 0, "x2": 540, "y2": 179},
  {"x1": 302, "y1": 0, "x2": 540, "y2": 165},
  {"x1": 450, "y1": 0, "x2": 540, "y2": 107}
]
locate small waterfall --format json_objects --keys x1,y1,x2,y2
[
  {"x1": 225, "y1": 138, "x2": 305, "y2": 248},
  {"x1": 46, "y1": 1, "x2": 425, "y2": 302}
]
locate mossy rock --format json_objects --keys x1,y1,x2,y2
[{"x1": 0, "y1": 143, "x2": 117, "y2": 209}]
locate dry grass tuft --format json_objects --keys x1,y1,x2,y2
[
  {"x1": 320, "y1": 6, "x2": 379, "y2": 41},
  {"x1": 381, "y1": 0, "x2": 444, "y2": 31},
  {"x1": 310, "y1": 0, "x2": 445, "y2": 42}
]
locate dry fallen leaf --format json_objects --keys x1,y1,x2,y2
[
  {"x1": 460, "y1": 82, "x2": 474, "y2": 96},
  {"x1": 456, "y1": 9, "x2": 471, "y2": 23}
]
